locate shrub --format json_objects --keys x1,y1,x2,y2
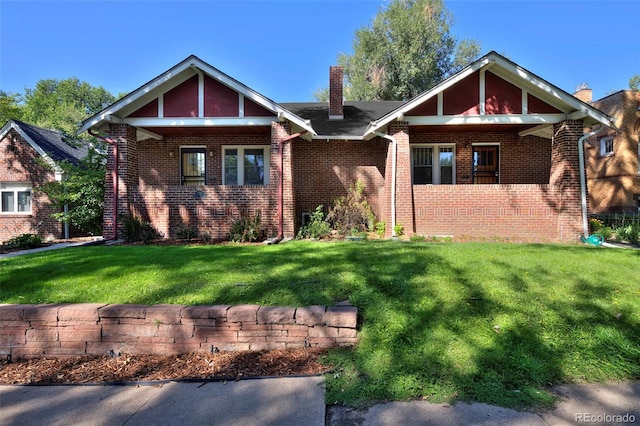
[
  {"x1": 614, "y1": 224, "x2": 640, "y2": 244},
  {"x1": 375, "y1": 221, "x2": 386, "y2": 238},
  {"x1": 3, "y1": 233, "x2": 43, "y2": 250},
  {"x1": 297, "y1": 205, "x2": 332, "y2": 240},
  {"x1": 589, "y1": 218, "x2": 604, "y2": 233},
  {"x1": 327, "y1": 180, "x2": 375, "y2": 235},
  {"x1": 227, "y1": 210, "x2": 266, "y2": 243},
  {"x1": 393, "y1": 223, "x2": 404, "y2": 237},
  {"x1": 121, "y1": 215, "x2": 158, "y2": 243},
  {"x1": 176, "y1": 225, "x2": 198, "y2": 241}
]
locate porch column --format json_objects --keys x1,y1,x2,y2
[
  {"x1": 103, "y1": 123, "x2": 138, "y2": 239},
  {"x1": 271, "y1": 122, "x2": 295, "y2": 238},
  {"x1": 387, "y1": 121, "x2": 414, "y2": 237},
  {"x1": 551, "y1": 119, "x2": 584, "y2": 242}
]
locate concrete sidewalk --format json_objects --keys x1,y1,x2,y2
[
  {"x1": 0, "y1": 239, "x2": 103, "y2": 259},
  {"x1": 0, "y1": 377, "x2": 326, "y2": 426},
  {"x1": 1, "y1": 379, "x2": 638, "y2": 426}
]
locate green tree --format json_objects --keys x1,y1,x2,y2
[
  {"x1": 630, "y1": 75, "x2": 640, "y2": 91},
  {"x1": 334, "y1": 0, "x2": 481, "y2": 101},
  {"x1": 0, "y1": 91, "x2": 24, "y2": 124},
  {"x1": 22, "y1": 77, "x2": 115, "y2": 136},
  {"x1": 37, "y1": 147, "x2": 107, "y2": 235},
  {"x1": 20, "y1": 77, "x2": 116, "y2": 235}
]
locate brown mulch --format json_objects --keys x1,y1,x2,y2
[{"x1": 0, "y1": 348, "x2": 331, "y2": 385}]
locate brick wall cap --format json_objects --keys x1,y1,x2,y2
[
  {"x1": 295, "y1": 306, "x2": 326, "y2": 326},
  {"x1": 227, "y1": 304, "x2": 260, "y2": 323},
  {"x1": 257, "y1": 306, "x2": 296, "y2": 324},
  {"x1": 98, "y1": 304, "x2": 148, "y2": 318}
]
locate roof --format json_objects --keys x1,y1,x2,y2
[
  {"x1": 79, "y1": 55, "x2": 316, "y2": 140},
  {"x1": 281, "y1": 101, "x2": 404, "y2": 138},
  {"x1": 1, "y1": 119, "x2": 88, "y2": 167},
  {"x1": 364, "y1": 51, "x2": 616, "y2": 139},
  {"x1": 79, "y1": 52, "x2": 615, "y2": 142}
]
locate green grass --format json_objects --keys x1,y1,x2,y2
[{"x1": 1, "y1": 241, "x2": 639, "y2": 409}]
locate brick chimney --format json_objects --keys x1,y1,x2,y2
[
  {"x1": 329, "y1": 66, "x2": 344, "y2": 120},
  {"x1": 573, "y1": 85, "x2": 592, "y2": 103}
]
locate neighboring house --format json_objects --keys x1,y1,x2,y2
[
  {"x1": 80, "y1": 52, "x2": 613, "y2": 243},
  {"x1": 0, "y1": 119, "x2": 88, "y2": 243},
  {"x1": 574, "y1": 88, "x2": 640, "y2": 214}
]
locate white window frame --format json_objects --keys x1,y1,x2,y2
[
  {"x1": 221, "y1": 145, "x2": 270, "y2": 186},
  {"x1": 600, "y1": 136, "x2": 614, "y2": 156},
  {"x1": 411, "y1": 144, "x2": 456, "y2": 185},
  {"x1": 1, "y1": 182, "x2": 32, "y2": 214}
]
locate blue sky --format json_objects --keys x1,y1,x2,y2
[{"x1": 1, "y1": 0, "x2": 639, "y2": 104}]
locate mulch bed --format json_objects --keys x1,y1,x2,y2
[{"x1": 0, "y1": 348, "x2": 330, "y2": 385}]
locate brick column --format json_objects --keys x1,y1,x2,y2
[
  {"x1": 271, "y1": 122, "x2": 295, "y2": 238},
  {"x1": 103, "y1": 123, "x2": 138, "y2": 239},
  {"x1": 551, "y1": 119, "x2": 584, "y2": 241},
  {"x1": 387, "y1": 121, "x2": 414, "y2": 237}
]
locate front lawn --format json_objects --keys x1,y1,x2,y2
[{"x1": 1, "y1": 241, "x2": 639, "y2": 409}]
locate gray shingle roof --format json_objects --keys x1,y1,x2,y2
[
  {"x1": 9, "y1": 120, "x2": 88, "y2": 165},
  {"x1": 281, "y1": 101, "x2": 405, "y2": 137}
]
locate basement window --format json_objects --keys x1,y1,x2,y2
[
  {"x1": 600, "y1": 136, "x2": 614, "y2": 156},
  {"x1": 1, "y1": 182, "x2": 32, "y2": 214}
]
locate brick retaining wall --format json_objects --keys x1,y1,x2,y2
[{"x1": 0, "y1": 304, "x2": 358, "y2": 360}]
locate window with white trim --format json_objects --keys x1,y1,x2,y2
[
  {"x1": 181, "y1": 147, "x2": 206, "y2": 186},
  {"x1": 600, "y1": 136, "x2": 614, "y2": 156},
  {"x1": 412, "y1": 145, "x2": 455, "y2": 184},
  {"x1": 222, "y1": 146, "x2": 270, "y2": 185},
  {"x1": 1, "y1": 182, "x2": 32, "y2": 214}
]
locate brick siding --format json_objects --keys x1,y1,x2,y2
[
  {"x1": 0, "y1": 129, "x2": 63, "y2": 243},
  {"x1": 0, "y1": 303, "x2": 358, "y2": 360}
]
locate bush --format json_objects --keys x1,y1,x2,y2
[
  {"x1": 3, "y1": 233, "x2": 43, "y2": 250},
  {"x1": 375, "y1": 221, "x2": 386, "y2": 238},
  {"x1": 176, "y1": 225, "x2": 198, "y2": 241},
  {"x1": 614, "y1": 224, "x2": 640, "y2": 244},
  {"x1": 327, "y1": 180, "x2": 375, "y2": 235},
  {"x1": 121, "y1": 215, "x2": 158, "y2": 243},
  {"x1": 297, "y1": 205, "x2": 332, "y2": 240},
  {"x1": 227, "y1": 210, "x2": 266, "y2": 243},
  {"x1": 393, "y1": 223, "x2": 404, "y2": 237}
]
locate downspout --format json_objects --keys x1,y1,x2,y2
[
  {"x1": 578, "y1": 125, "x2": 605, "y2": 239},
  {"x1": 374, "y1": 131, "x2": 397, "y2": 237},
  {"x1": 276, "y1": 130, "x2": 307, "y2": 241},
  {"x1": 88, "y1": 129, "x2": 118, "y2": 240}
]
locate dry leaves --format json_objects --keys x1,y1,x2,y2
[{"x1": 0, "y1": 348, "x2": 330, "y2": 385}]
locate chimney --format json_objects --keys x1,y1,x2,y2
[
  {"x1": 573, "y1": 84, "x2": 592, "y2": 103},
  {"x1": 329, "y1": 66, "x2": 344, "y2": 120}
]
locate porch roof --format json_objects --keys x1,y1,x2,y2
[
  {"x1": 79, "y1": 55, "x2": 316, "y2": 141},
  {"x1": 364, "y1": 51, "x2": 616, "y2": 140}
]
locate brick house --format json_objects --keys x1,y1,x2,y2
[
  {"x1": 574, "y1": 88, "x2": 640, "y2": 214},
  {"x1": 0, "y1": 119, "x2": 88, "y2": 243},
  {"x1": 80, "y1": 52, "x2": 613, "y2": 243}
]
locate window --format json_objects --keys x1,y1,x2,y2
[
  {"x1": 412, "y1": 145, "x2": 455, "y2": 184},
  {"x1": 222, "y1": 146, "x2": 270, "y2": 185},
  {"x1": 1, "y1": 182, "x2": 32, "y2": 214},
  {"x1": 600, "y1": 136, "x2": 614, "y2": 156},
  {"x1": 181, "y1": 148, "x2": 206, "y2": 186}
]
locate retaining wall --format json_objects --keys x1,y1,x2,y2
[{"x1": 0, "y1": 304, "x2": 358, "y2": 360}]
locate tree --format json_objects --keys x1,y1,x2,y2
[
  {"x1": 19, "y1": 78, "x2": 116, "y2": 235},
  {"x1": 0, "y1": 91, "x2": 24, "y2": 124},
  {"x1": 630, "y1": 75, "x2": 640, "y2": 91},
  {"x1": 333, "y1": 0, "x2": 481, "y2": 101},
  {"x1": 37, "y1": 147, "x2": 107, "y2": 235},
  {"x1": 22, "y1": 77, "x2": 115, "y2": 136}
]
